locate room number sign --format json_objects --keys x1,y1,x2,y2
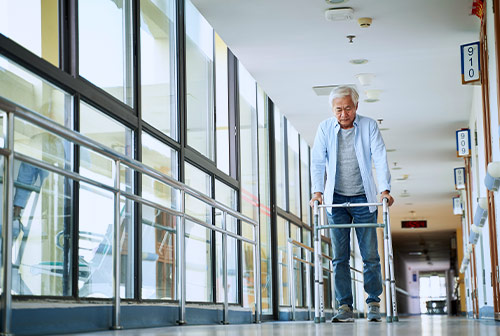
[{"x1": 461, "y1": 42, "x2": 480, "y2": 84}]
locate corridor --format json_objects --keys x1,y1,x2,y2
[{"x1": 64, "y1": 316, "x2": 498, "y2": 336}]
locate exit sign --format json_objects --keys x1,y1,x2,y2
[{"x1": 402, "y1": 220, "x2": 427, "y2": 228}]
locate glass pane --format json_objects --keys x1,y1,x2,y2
[
  {"x1": 79, "y1": 102, "x2": 134, "y2": 192},
  {"x1": 215, "y1": 179, "x2": 238, "y2": 303},
  {"x1": 184, "y1": 162, "x2": 211, "y2": 224},
  {"x1": 290, "y1": 223, "x2": 302, "y2": 307},
  {"x1": 140, "y1": 0, "x2": 177, "y2": 139},
  {"x1": 215, "y1": 34, "x2": 229, "y2": 175},
  {"x1": 288, "y1": 122, "x2": 300, "y2": 216},
  {"x1": 242, "y1": 241, "x2": 255, "y2": 311},
  {"x1": 0, "y1": 0, "x2": 59, "y2": 66},
  {"x1": 14, "y1": 118, "x2": 72, "y2": 169},
  {"x1": 141, "y1": 132, "x2": 179, "y2": 210},
  {"x1": 10, "y1": 162, "x2": 73, "y2": 296},
  {"x1": 0, "y1": 55, "x2": 72, "y2": 126},
  {"x1": 78, "y1": 185, "x2": 134, "y2": 298},
  {"x1": 277, "y1": 216, "x2": 288, "y2": 305},
  {"x1": 141, "y1": 204, "x2": 177, "y2": 300},
  {"x1": 185, "y1": 0, "x2": 214, "y2": 160},
  {"x1": 79, "y1": 0, "x2": 134, "y2": 106},
  {"x1": 274, "y1": 109, "x2": 286, "y2": 209},
  {"x1": 239, "y1": 64, "x2": 258, "y2": 222},
  {"x1": 300, "y1": 139, "x2": 311, "y2": 225},
  {"x1": 257, "y1": 86, "x2": 272, "y2": 314},
  {"x1": 185, "y1": 220, "x2": 212, "y2": 302},
  {"x1": 78, "y1": 104, "x2": 134, "y2": 299}
]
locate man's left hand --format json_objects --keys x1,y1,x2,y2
[{"x1": 380, "y1": 191, "x2": 394, "y2": 206}]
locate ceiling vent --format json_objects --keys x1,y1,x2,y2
[
  {"x1": 312, "y1": 84, "x2": 357, "y2": 96},
  {"x1": 324, "y1": 7, "x2": 354, "y2": 21}
]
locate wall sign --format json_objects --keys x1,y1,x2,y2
[
  {"x1": 456, "y1": 129, "x2": 471, "y2": 157},
  {"x1": 401, "y1": 220, "x2": 427, "y2": 228},
  {"x1": 460, "y1": 42, "x2": 480, "y2": 84},
  {"x1": 453, "y1": 196, "x2": 463, "y2": 215},
  {"x1": 454, "y1": 167, "x2": 466, "y2": 190}
]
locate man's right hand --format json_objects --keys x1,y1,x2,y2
[{"x1": 309, "y1": 192, "x2": 323, "y2": 208}]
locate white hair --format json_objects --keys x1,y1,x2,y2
[{"x1": 329, "y1": 86, "x2": 359, "y2": 107}]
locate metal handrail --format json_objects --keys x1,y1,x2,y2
[
  {"x1": 0, "y1": 96, "x2": 261, "y2": 332},
  {"x1": 287, "y1": 238, "x2": 313, "y2": 321}
]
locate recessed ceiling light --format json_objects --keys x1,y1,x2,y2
[
  {"x1": 325, "y1": 7, "x2": 354, "y2": 21},
  {"x1": 386, "y1": 149, "x2": 396, "y2": 152},
  {"x1": 325, "y1": 0, "x2": 349, "y2": 4},
  {"x1": 350, "y1": 59, "x2": 368, "y2": 65},
  {"x1": 392, "y1": 167, "x2": 402, "y2": 170},
  {"x1": 379, "y1": 127, "x2": 390, "y2": 131},
  {"x1": 364, "y1": 98, "x2": 380, "y2": 103},
  {"x1": 409, "y1": 251, "x2": 423, "y2": 256}
]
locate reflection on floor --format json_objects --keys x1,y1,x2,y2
[{"x1": 63, "y1": 315, "x2": 499, "y2": 336}]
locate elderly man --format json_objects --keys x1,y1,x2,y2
[{"x1": 310, "y1": 86, "x2": 394, "y2": 322}]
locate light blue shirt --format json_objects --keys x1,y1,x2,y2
[{"x1": 311, "y1": 114, "x2": 391, "y2": 213}]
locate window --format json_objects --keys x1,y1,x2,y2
[
  {"x1": 141, "y1": 132, "x2": 179, "y2": 299},
  {"x1": 277, "y1": 216, "x2": 289, "y2": 305},
  {"x1": 78, "y1": 102, "x2": 134, "y2": 298},
  {"x1": 79, "y1": 0, "x2": 134, "y2": 106},
  {"x1": 300, "y1": 138, "x2": 311, "y2": 225},
  {"x1": 184, "y1": 162, "x2": 212, "y2": 301},
  {"x1": 1, "y1": 57, "x2": 73, "y2": 296},
  {"x1": 257, "y1": 86, "x2": 272, "y2": 314},
  {"x1": 215, "y1": 180, "x2": 238, "y2": 303},
  {"x1": 287, "y1": 122, "x2": 300, "y2": 216},
  {"x1": 0, "y1": 0, "x2": 59, "y2": 67},
  {"x1": 185, "y1": 0, "x2": 214, "y2": 160},
  {"x1": 215, "y1": 34, "x2": 230, "y2": 175},
  {"x1": 274, "y1": 108, "x2": 286, "y2": 209},
  {"x1": 140, "y1": 0, "x2": 177, "y2": 139}
]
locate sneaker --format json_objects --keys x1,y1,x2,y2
[
  {"x1": 367, "y1": 302, "x2": 381, "y2": 322},
  {"x1": 332, "y1": 304, "x2": 354, "y2": 323}
]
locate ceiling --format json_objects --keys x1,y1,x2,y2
[{"x1": 191, "y1": 0, "x2": 481, "y2": 262}]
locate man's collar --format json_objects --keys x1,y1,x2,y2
[{"x1": 334, "y1": 113, "x2": 360, "y2": 128}]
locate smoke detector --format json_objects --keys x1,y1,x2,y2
[
  {"x1": 325, "y1": 7, "x2": 354, "y2": 21},
  {"x1": 358, "y1": 17, "x2": 373, "y2": 28}
]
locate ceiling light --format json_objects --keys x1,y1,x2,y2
[
  {"x1": 325, "y1": 7, "x2": 354, "y2": 21},
  {"x1": 400, "y1": 190, "x2": 410, "y2": 197},
  {"x1": 364, "y1": 98, "x2": 379, "y2": 103},
  {"x1": 386, "y1": 149, "x2": 396, "y2": 152},
  {"x1": 350, "y1": 59, "x2": 368, "y2": 65},
  {"x1": 365, "y1": 89, "x2": 382, "y2": 99},
  {"x1": 409, "y1": 251, "x2": 423, "y2": 256},
  {"x1": 379, "y1": 127, "x2": 389, "y2": 131},
  {"x1": 356, "y1": 73, "x2": 375, "y2": 86},
  {"x1": 325, "y1": 0, "x2": 349, "y2": 4}
]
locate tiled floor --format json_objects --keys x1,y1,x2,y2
[{"x1": 64, "y1": 315, "x2": 499, "y2": 336}]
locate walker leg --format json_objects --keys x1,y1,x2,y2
[
  {"x1": 383, "y1": 203, "x2": 392, "y2": 323},
  {"x1": 313, "y1": 202, "x2": 321, "y2": 323},
  {"x1": 386, "y1": 213, "x2": 399, "y2": 322}
]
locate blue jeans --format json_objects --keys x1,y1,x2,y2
[{"x1": 328, "y1": 193, "x2": 382, "y2": 308}]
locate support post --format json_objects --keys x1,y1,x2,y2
[
  {"x1": 111, "y1": 160, "x2": 122, "y2": 330},
  {"x1": 1, "y1": 112, "x2": 14, "y2": 335},
  {"x1": 222, "y1": 212, "x2": 228, "y2": 324},
  {"x1": 288, "y1": 240, "x2": 295, "y2": 321},
  {"x1": 177, "y1": 190, "x2": 186, "y2": 325}
]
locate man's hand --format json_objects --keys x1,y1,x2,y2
[
  {"x1": 310, "y1": 192, "x2": 323, "y2": 208},
  {"x1": 381, "y1": 190, "x2": 394, "y2": 206}
]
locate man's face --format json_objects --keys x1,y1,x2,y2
[{"x1": 332, "y1": 96, "x2": 357, "y2": 129}]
